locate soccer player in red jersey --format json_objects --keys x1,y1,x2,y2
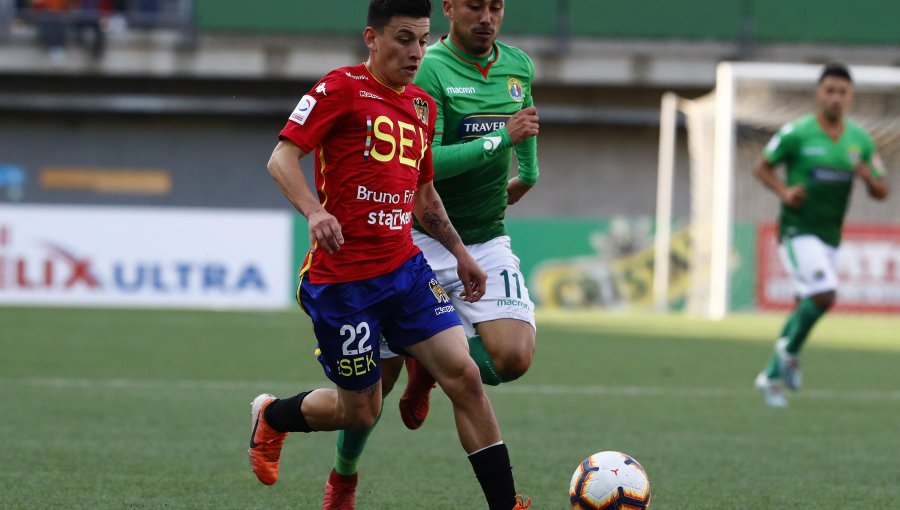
[{"x1": 247, "y1": 2, "x2": 529, "y2": 509}]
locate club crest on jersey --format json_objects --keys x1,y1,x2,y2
[
  {"x1": 413, "y1": 97, "x2": 429, "y2": 125},
  {"x1": 429, "y1": 278, "x2": 450, "y2": 303},
  {"x1": 847, "y1": 146, "x2": 861, "y2": 165},
  {"x1": 507, "y1": 77, "x2": 524, "y2": 102}
]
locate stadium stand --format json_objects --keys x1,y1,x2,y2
[{"x1": 0, "y1": 0, "x2": 897, "y2": 215}]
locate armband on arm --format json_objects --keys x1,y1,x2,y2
[{"x1": 431, "y1": 128, "x2": 513, "y2": 181}]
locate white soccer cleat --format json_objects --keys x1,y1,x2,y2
[
  {"x1": 755, "y1": 372, "x2": 788, "y2": 408},
  {"x1": 775, "y1": 338, "x2": 802, "y2": 391}
]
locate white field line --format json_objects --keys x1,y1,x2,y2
[
  {"x1": 2, "y1": 377, "x2": 899, "y2": 402},
  {"x1": 0, "y1": 377, "x2": 314, "y2": 392},
  {"x1": 491, "y1": 384, "x2": 900, "y2": 402}
]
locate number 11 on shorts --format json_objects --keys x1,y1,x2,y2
[{"x1": 500, "y1": 269, "x2": 521, "y2": 299}]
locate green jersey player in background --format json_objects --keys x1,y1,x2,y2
[
  {"x1": 400, "y1": 0, "x2": 540, "y2": 425},
  {"x1": 322, "y1": 2, "x2": 539, "y2": 508},
  {"x1": 753, "y1": 63, "x2": 889, "y2": 408}
]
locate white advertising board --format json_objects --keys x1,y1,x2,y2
[
  {"x1": 0, "y1": 205, "x2": 293, "y2": 310},
  {"x1": 758, "y1": 223, "x2": 900, "y2": 313}
]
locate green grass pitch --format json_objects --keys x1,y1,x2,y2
[{"x1": 1, "y1": 306, "x2": 898, "y2": 509}]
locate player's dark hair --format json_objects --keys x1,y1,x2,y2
[
  {"x1": 368, "y1": 0, "x2": 432, "y2": 31},
  {"x1": 819, "y1": 63, "x2": 852, "y2": 84}
]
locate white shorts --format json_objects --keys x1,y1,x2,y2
[
  {"x1": 778, "y1": 234, "x2": 838, "y2": 299},
  {"x1": 381, "y1": 233, "x2": 536, "y2": 359}
]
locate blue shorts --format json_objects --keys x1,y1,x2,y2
[{"x1": 297, "y1": 252, "x2": 462, "y2": 390}]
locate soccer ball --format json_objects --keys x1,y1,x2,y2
[{"x1": 569, "y1": 451, "x2": 651, "y2": 510}]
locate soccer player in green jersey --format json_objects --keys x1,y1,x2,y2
[
  {"x1": 753, "y1": 63, "x2": 889, "y2": 408},
  {"x1": 400, "y1": 0, "x2": 540, "y2": 422},
  {"x1": 322, "y1": 2, "x2": 538, "y2": 508}
]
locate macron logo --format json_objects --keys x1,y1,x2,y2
[
  {"x1": 802, "y1": 146, "x2": 827, "y2": 156},
  {"x1": 446, "y1": 86, "x2": 476, "y2": 94}
]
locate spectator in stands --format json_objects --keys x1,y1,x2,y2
[
  {"x1": 113, "y1": 0, "x2": 161, "y2": 29},
  {"x1": 30, "y1": 0, "x2": 68, "y2": 62},
  {"x1": 72, "y1": 0, "x2": 110, "y2": 59}
]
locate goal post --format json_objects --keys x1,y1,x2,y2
[
  {"x1": 656, "y1": 61, "x2": 900, "y2": 319},
  {"x1": 653, "y1": 92, "x2": 678, "y2": 314}
]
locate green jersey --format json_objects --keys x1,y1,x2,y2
[
  {"x1": 764, "y1": 114, "x2": 882, "y2": 247},
  {"x1": 413, "y1": 36, "x2": 538, "y2": 244}
]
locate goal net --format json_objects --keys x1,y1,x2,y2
[{"x1": 658, "y1": 62, "x2": 900, "y2": 318}]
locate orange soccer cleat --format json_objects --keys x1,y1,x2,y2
[
  {"x1": 322, "y1": 469, "x2": 358, "y2": 510},
  {"x1": 398, "y1": 356, "x2": 436, "y2": 430},
  {"x1": 512, "y1": 494, "x2": 532, "y2": 509},
  {"x1": 248, "y1": 393, "x2": 288, "y2": 485}
]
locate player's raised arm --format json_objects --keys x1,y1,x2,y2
[
  {"x1": 427, "y1": 106, "x2": 540, "y2": 182},
  {"x1": 413, "y1": 180, "x2": 486, "y2": 302},
  {"x1": 267, "y1": 140, "x2": 344, "y2": 254},
  {"x1": 507, "y1": 106, "x2": 540, "y2": 204},
  {"x1": 503, "y1": 105, "x2": 540, "y2": 145}
]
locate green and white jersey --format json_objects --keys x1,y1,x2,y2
[
  {"x1": 413, "y1": 36, "x2": 538, "y2": 244},
  {"x1": 764, "y1": 114, "x2": 883, "y2": 247}
]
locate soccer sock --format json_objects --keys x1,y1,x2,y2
[
  {"x1": 765, "y1": 298, "x2": 828, "y2": 379},
  {"x1": 468, "y1": 335, "x2": 505, "y2": 386},
  {"x1": 333, "y1": 412, "x2": 381, "y2": 476},
  {"x1": 781, "y1": 297, "x2": 827, "y2": 353},
  {"x1": 765, "y1": 353, "x2": 781, "y2": 379},
  {"x1": 264, "y1": 391, "x2": 313, "y2": 433},
  {"x1": 468, "y1": 442, "x2": 517, "y2": 510}
]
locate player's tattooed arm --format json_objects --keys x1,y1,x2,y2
[
  {"x1": 414, "y1": 181, "x2": 487, "y2": 302},
  {"x1": 417, "y1": 199, "x2": 464, "y2": 255}
]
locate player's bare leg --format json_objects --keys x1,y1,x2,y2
[
  {"x1": 400, "y1": 318, "x2": 535, "y2": 429},
  {"x1": 406, "y1": 327, "x2": 498, "y2": 451},
  {"x1": 301, "y1": 385, "x2": 383, "y2": 431},
  {"x1": 324, "y1": 357, "x2": 403, "y2": 510},
  {"x1": 473, "y1": 318, "x2": 535, "y2": 383},
  {"x1": 405, "y1": 326, "x2": 520, "y2": 510}
]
